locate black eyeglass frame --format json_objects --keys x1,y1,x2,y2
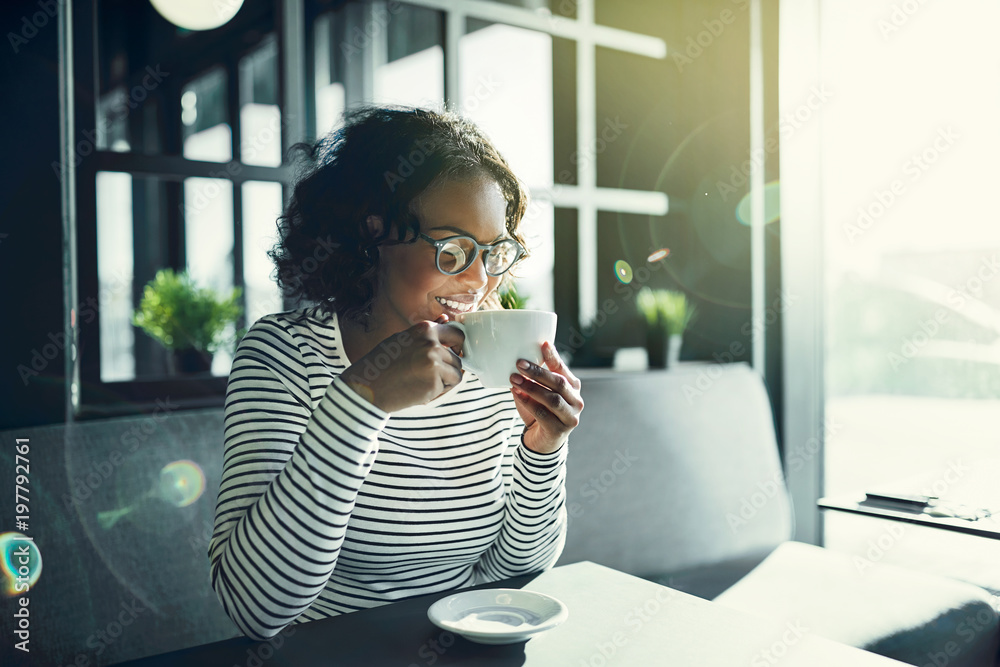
[{"x1": 417, "y1": 233, "x2": 526, "y2": 277}]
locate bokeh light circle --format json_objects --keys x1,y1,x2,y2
[
  {"x1": 0, "y1": 533, "x2": 42, "y2": 596},
  {"x1": 614, "y1": 259, "x2": 634, "y2": 284},
  {"x1": 158, "y1": 460, "x2": 207, "y2": 508}
]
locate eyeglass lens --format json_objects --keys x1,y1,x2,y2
[{"x1": 438, "y1": 237, "x2": 519, "y2": 275}]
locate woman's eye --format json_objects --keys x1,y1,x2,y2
[{"x1": 440, "y1": 243, "x2": 467, "y2": 271}]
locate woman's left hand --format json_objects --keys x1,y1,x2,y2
[{"x1": 510, "y1": 342, "x2": 584, "y2": 455}]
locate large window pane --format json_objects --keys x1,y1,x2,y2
[
  {"x1": 183, "y1": 178, "x2": 235, "y2": 376},
  {"x1": 822, "y1": 0, "x2": 1000, "y2": 499},
  {"x1": 374, "y1": 5, "x2": 444, "y2": 109},
  {"x1": 240, "y1": 36, "x2": 282, "y2": 167},
  {"x1": 96, "y1": 171, "x2": 136, "y2": 382},
  {"x1": 242, "y1": 181, "x2": 285, "y2": 325},
  {"x1": 182, "y1": 68, "x2": 232, "y2": 162},
  {"x1": 314, "y1": 8, "x2": 348, "y2": 135},
  {"x1": 461, "y1": 20, "x2": 554, "y2": 311}
]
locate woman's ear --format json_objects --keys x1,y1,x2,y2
[{"x1": 365, "y1": 215, "x2": 384, "y2": 238}]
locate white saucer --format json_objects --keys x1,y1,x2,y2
[{"x1": 427, "y1": 588, "x2": 569, "y2": 645}]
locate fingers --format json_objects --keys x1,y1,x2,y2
[
  {"x1": 432, "y1": 321, "x2": 465, "y2": 349},
  {"x1": 510, "y1": 372, "x2": 581, "y2": 429},
  {"x1": 514, "y1": 359, "x2": 583, "y2": 411},
  {"x1": 511, "y1": 381, "x2": 580, "y2": 430},
  {"x1": 541, "y1": 342, "x2": 581, "y2": 390}
]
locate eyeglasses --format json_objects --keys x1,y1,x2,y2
[{"x1": 418, "y1": 233, "x2": 525, "y2": 277}]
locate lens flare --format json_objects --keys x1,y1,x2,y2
[
  {"x1": 158, "y1": 460, "x2": 206, "y2": 508},
  {"x1": 736, "y1": 180, "x2": 781, "y2": 226},
  {"x1": 647, "y1": 248, "x2": 670, "y2": 263},
  {"x1": 614, "y1": 260, "x2": 633, "y2": 284},
  {"x1": 0, "y1": 533, "x2": 42, "y2": 596}
]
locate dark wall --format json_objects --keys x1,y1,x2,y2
[{"x1": 0, "y1": 0, "x2": 68, "y2": 429}]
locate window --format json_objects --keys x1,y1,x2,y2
[
  {"x1": 76, "y1": 0, "x2": 670, "y2": 415},
  {"x1": 815, "y1": 0, "x2": 1000, "y2": 550},
  {"x1": 76, "y1": 0, "x2": 292, "y2": 416}
]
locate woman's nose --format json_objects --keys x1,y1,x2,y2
[{"x1": 458, "y1": 252, "x2": 489, "y2": 289}]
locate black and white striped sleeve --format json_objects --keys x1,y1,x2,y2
[
  {"x1": 208, "y1": 317, "x2": 389, "y2": 640},
  {"x1": 474, "y1": 422, "x2": 568, "y2": 583}
]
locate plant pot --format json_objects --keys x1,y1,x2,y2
[
  {"x1": 667, "y1": 333, "x2": 683, "y2": 368},
  {"x1": 646, "y1": 326, "x2": 668, "y2": 369},
  {"x1": 169, "y1": 349, "x2": 213, "y2": 375}
]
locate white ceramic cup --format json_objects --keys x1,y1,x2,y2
[{"x1": 449, "y1": 310, "x2": 558, "y2": 388}]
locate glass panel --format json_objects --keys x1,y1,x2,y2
[
  {"x1": 240, "y1": 36, "x2": 282, "y2": 167},
  {"x1": 242, "y1": 181, "x2": 285, "y2": 326},
  {"x1": 461, "y1": 20, "x2": 554, "y2": 310},
  {"x1": 374, "y1": 5, "x2": 444, "y2": 109},
  {"x1": 314, "y1": 8, "x2": 348, "y2": 135},
  {"x1": 96, "y1": 0, "x2": 172, "y2": 154},
  {"x1": 96, "y1": 172, "x2": 136, "y2": 382},
  {"x1": 183, "y1": 177, "x2": 235, "y2": 375},
  {"x1": 821, "y1": 1, "x2": 1000, "y2": 498},
  {"x1": 182, "y1": 68, "x2": 232, "y2": 162},
  {"x1": 484, "y1": 0, "x2": 576, "y2": 17}
]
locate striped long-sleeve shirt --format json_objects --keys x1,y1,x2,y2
[{"x1": 208, "y1": 304, "x2": 568, "y2": 640}]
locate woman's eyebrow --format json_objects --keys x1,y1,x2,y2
[{"x1": 429, "y1": 225, "x2": 506, "y2": 244}]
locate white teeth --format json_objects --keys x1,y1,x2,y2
[{"x1": 436, "y1": 297, "x2": 474, "y2": 313}]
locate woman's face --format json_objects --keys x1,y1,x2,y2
[{"x1": 372, "y1": 175, "x2": 510, "y2": 331}]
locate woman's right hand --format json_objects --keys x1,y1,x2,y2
[{"x1": 340, "y1": 321, "x2": 465, "y2": 413}]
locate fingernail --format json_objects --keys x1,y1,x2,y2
[
  {"x1": 510, "y1": 374, "x2": 523, "y2": 385},
  {"x1": 517, "y1": 360, "x2": 530, "y2": 370}
]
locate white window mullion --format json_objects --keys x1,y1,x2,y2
[
  {"x1": 577, "y1": 0, "x2": 597, "y2": 325},
  {"x1": 445, "y1": 10, "x2": 463, "y2": 108}
]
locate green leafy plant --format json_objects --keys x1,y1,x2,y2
[
  {"x1": 636, "y1": 287, "x2": 695, "y2": 335},
  {"x1": 498, "y1": 282, "x2": 529, "y2": 310},
  {"x1": 132, "y1": 269, "x2": 243, "y2": 353}
]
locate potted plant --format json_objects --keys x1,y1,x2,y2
[
  {"x1": 636, "y1": 288, "x2": 695, "y2": 369},
  {"x1": 498, "y1": 281, "x2": 528, "y2": 310},
  {"x1": 132, "y1": 269, "x2": 244, "y2": 374}
]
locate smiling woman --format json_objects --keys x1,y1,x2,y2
[{"x1": 208, "y1": 106, "x2": 584, "y2": 641}]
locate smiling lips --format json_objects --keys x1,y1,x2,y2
[{"x1": 435, "y1": 296, "x2": 477, "y2": 314}]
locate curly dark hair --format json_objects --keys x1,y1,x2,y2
[{"x1": 269, "y1": 105, "x2": 530, "y2": 324}]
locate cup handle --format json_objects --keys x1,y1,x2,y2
[{"x1": 446, "y1": 321, "x2": 476, "y2": 373}]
